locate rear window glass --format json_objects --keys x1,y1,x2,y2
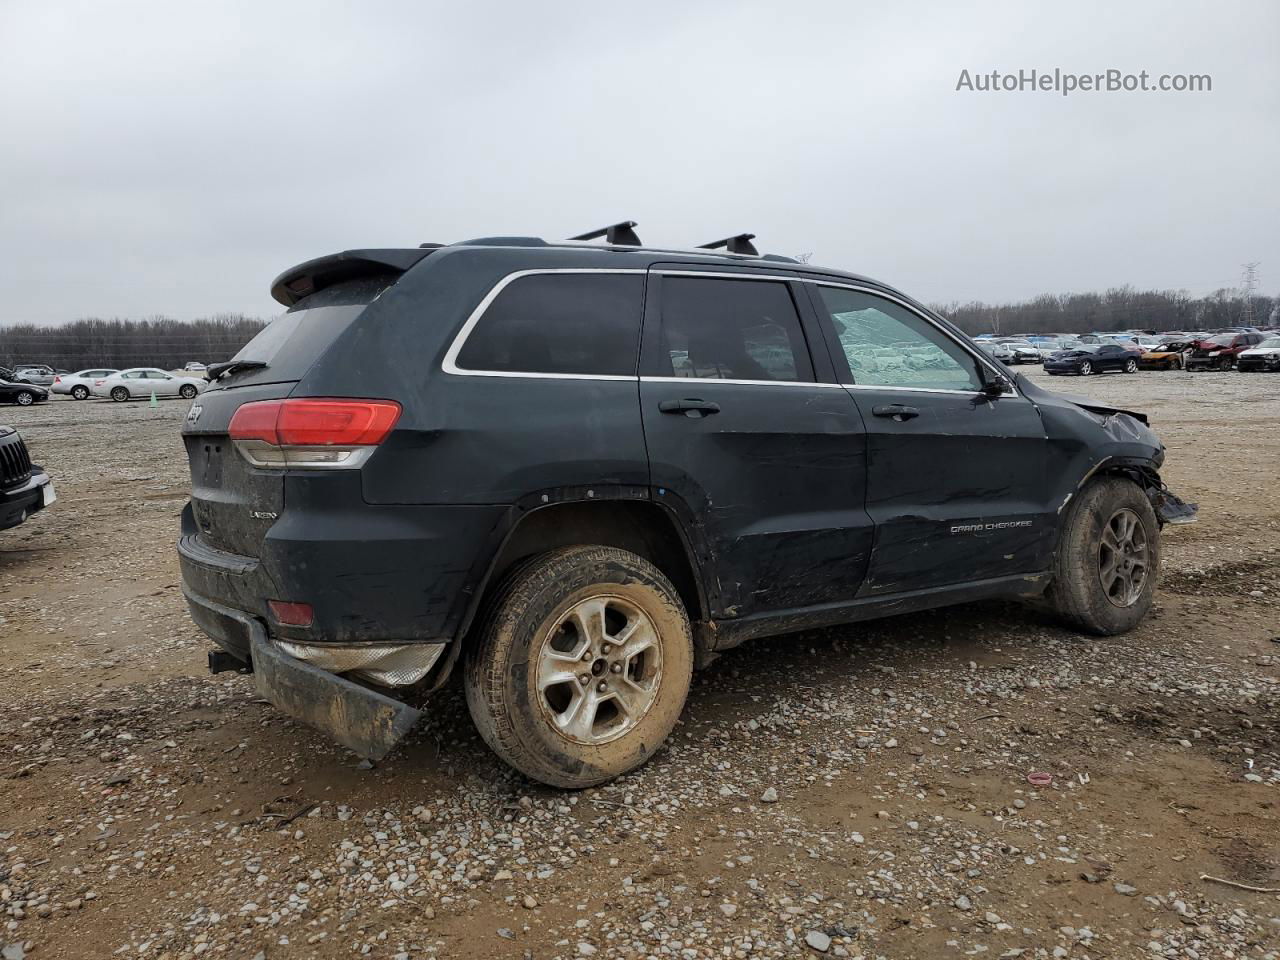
[
  {"x1": 455, "y1": 273, "x2": 643, "y2": 376},
  {"x1": 217, "y1": 276, "x2": 394, "y2": 386}
]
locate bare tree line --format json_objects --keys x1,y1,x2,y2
[
  {"x1": 933, "y1": 286, "x2": 1278, "y2": 337},
  {"x1": 1, "y1": 285, "x2": 1277, "y2": 373},
  {"x1": 0, "y1": 315, "x2": 268, "y2": 372}
]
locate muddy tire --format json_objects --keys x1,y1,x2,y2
[
  {"x1": 464, "y1": 545, "x2": 693, "y2": 788},
  {"x1": 1045, "y1": 477, "x2": 1159, "y2": 635}
]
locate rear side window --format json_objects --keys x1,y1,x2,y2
[
  {"x1": 455, "y1": 273, "x2": 643, "y2": 376},
  {"x1": 657, "y1": 277, "x2": 813, "y2": 382}
]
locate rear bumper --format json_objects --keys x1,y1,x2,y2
[
  {"x1": 183, "y1": 587, "x2": 422, "y2": 759},
  {"x1": 0, "y1": 469, "x2": 52, "y2": 531}
]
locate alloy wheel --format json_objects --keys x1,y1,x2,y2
[
  {"x1": 536, "y1": 594, "x2": 663, "y2": 744},
  {"x1": 17, "y1": 393, "x2": 33, "y2": 405},
  {"x1": 1098, "y1": 507, "x2": 1149, "y2": 608},
  {"x1": 1079, "y1": 361, "x2": 1092, "y2": 376}
]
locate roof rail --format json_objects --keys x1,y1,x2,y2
[
  {"x1": 698, "y1": 233, "x2": 759, "y2": 256},
  {"x1": 568, "y1": 220, "x2": 642, "y2": 246}
]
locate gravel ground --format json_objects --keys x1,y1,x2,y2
[{"x1": 1, "y1": 368, "x2": 1277, "y2": 960}]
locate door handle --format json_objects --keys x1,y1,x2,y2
[
  {"x1": 659, "y1": 398, "x2": 721, "y2": 418},
  {"x1": 872, "y1": 404, "x2": 920, "y2": 421}
]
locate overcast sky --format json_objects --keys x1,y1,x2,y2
[{"x1": 1, "y1": 0, "x2": 1276, "y2": 325}]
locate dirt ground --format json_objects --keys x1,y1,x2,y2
[{"x1": 1, "y1": 367, "x2": 1277, "y2": 960}]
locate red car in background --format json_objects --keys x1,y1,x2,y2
[{"x1": 1185, "y1": 332, "x2": 1267, "y2": 371}]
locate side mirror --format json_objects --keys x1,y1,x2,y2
[{"x1": 981, "y1": 377, "x2": 1011, "y2": 398}]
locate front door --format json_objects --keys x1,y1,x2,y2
[
  {"x1": 807, "y1": 283, "x2": 1050, "y2": 595},
  {"x1": 639, "y1": 270, "x2": 874, "y2": 619}
]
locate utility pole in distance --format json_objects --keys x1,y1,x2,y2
[{"x1": 1241, "y1": 262, "x2": 1260, "y2": 327}]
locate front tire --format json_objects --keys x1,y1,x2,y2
[
  {"x1": 465, "y1": 545, "x2": 694, "y2": 788},
  {"x1": 1044, "y1": 477, "x2": 1159, "y2": 635},
  {"x1": 15, "y1": 391, "x2": 34, "y2": 406},
  {"x1": 71, "y1": 385, "x2": 90, "y2": 400},
  {"x1": 110, "y1": 386, "x2": 129, "y2": 402}
]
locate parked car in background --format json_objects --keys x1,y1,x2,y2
[
  {"x1": 11, "y1": 365, "x2": 56, "y2": 386},
  {"x1": 184, "y1": 361, "x2": 208, "y2": 372},
  {"x1": 1236, "y1": 336, "x2": 1280, "y2": 372},
  {"x1": 1045, "y1": 343, "x2": 1138, "y2": 376},
  {"x1": 996, "y1": 339, "x2": 1043, "y2": 364},
  {"x1": 1185, "y1": 332, "x2": 1266, "y2": 371},
  {"x1": 977, "y1": 340, "x2": 1015, "y2": 364},
  {"x1": 0, "y1": 378, "x2": 50, "y2": 406},
  {"x1": 52, "y1": 368, "x2": 120, "y2": 400},
  {"x1": 1138, "y1": 341, "x2": 1194, "y2": 370},
  {"x1": 0, "y1": 424, "x2": 54, "y2": 531},
  {"x1": 91, "y1": 368, "x2": 207, "y2": 401}
]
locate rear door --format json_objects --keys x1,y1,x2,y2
[
  {"x1": 807, "y1": 283, "x2": 1050, "y2": 595},
  {"x1": 639, "y1": 269, "x2": 873, "y2": 619}
]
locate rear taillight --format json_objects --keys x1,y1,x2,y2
[
  {"x1": 54, "y1": 376, "x2": 61, "y2": 383},
  {"x1": 228, "y1": 398, "x2": 401, "y2": 469}
]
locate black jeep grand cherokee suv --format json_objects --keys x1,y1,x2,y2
[{"x1": 179, "y1": 228, "x2": 1196, "y2": 786}]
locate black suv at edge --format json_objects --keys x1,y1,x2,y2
[
  {"x1": 1, "y1": 425, "x2": 54, "y2": 530},
  {"x1": 178, "y1": 230, "x2": 1197, "y2": 787}
]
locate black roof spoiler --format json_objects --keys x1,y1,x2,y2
[{"x1": 269, "y1": 247, "x2": 441, "y2": 307}]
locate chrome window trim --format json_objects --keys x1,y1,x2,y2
[
  {"x1": 807, "y1": 280, "x2": 1019, "y2": 397},
  {"x1": 441, "y1": 268, "x2": 647, "y2": 381},
  {"x1": 442, "y1": 266, "x2": 1017, "y2": 396}
]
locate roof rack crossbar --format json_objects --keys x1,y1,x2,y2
[
  {"x1": 698, "y1": 233, "x2": 759, "y2": 256},
  {"x1": 569, "y1": 221, "x2": 642, "y2": 246}
]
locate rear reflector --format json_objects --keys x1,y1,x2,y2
[
  {"x1": 268, "y1": 600, "x2": 315, "y2": 627},
  {"x1": 229, "y1": 398, "x2": 401, "y2": 469}
]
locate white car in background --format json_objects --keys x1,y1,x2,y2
[
  {"x1": 91, "y1": 368, "x2": 207, "y2": 401},
  {"x1": 52, "y1": 368, "x2": 119, "y2": 400}
]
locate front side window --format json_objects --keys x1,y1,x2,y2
[
  {"x1": 657, "y1": 277, "x2": 813, "y2": 382},
  {"x1": 816, "y1": 287, "x2": 984, "y2": 391},
  {"x1": 455, "y1": 273, "x2": 643, "y2": 376}
]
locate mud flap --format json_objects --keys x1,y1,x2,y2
[{"x1": 250, "y1": 630, "x2": 422, "y2": 761}]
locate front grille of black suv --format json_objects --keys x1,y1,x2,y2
[{"x1": 0, "y1": 432, "x2": 33, "y2": 489}]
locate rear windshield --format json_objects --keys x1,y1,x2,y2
[{"x1": 214, "y1": 276, "x2": 394, "y2": 387}]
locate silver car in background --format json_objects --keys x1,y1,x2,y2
[
  {"x1": 53, "y1": 368, "x2": 119, "y2": 400},
  {"x1": 90, "y1": 368, "x2": 207, "y2": 401}
]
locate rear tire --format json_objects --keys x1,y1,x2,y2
[
  {"x1": 1044, "y1": 477, "x2": 1159, "y2": 635},
  {"x1": 465, "y1": 545, "x2": 693, "y2": 788},
  {"x1": 110, "y1": 386, "x2": 129, "y2": 402},
  {"x1": 71, "y1": 385, "x2": 89, "y2": 400},
  {"x1": 1079, "y1": 361, "x2": 1092, "y2": 376},
  {"x1": 1124, "y1": 358, "x2": 1138, "y2": 373},
  {"x1": 180, "y1": 384, "x2": 198, "y2": 399}
]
